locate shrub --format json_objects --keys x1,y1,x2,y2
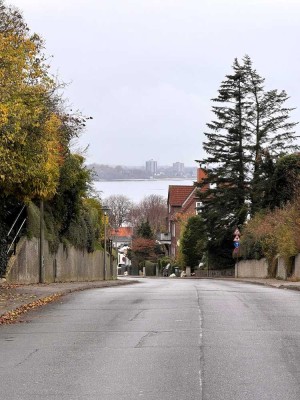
[{"x1": 241, "y1": 197, "x2": 300, "y2": 276}]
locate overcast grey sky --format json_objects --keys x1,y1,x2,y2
[{"x1": 8, "y1": 0, "x2": 300, "y2": 166}]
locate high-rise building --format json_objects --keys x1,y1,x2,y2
[
  {"x1": 173, "y1": 162, "x2": 184, "y2": 175},
  {"x1": 146, "y1": 159, "x2": 157, "y2": 174}
]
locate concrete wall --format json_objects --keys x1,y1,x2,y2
[
  {"x1": 276, "y1": 258, "x2": 287, "y2": 280},
  {"x1": 294, "y1": 254, "x2": 300, "y2": 279},
  {"x1": 236, "y1": 256, "x2": 300, "y2": 280},
  {"x1": 6, "y1": 237, "x2": 116, "y2": 284},
  {"x1": 235, "y1": 258, "x2": 269, "y2": 278}
]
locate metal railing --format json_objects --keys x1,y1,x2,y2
[{"x1": 6, "y1": 205, "x2": 27, "y2": 257}]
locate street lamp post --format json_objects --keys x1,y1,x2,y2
[
  {"x1": 102, "y1": 206, "x2": 110, "y2": 281},
  {"x1": 104, "y1": 211, "x2": 107, "y2": 280}
]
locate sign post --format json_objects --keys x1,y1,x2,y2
[{"x1": 233, "y1": 228, "x2": 241, "y2": 277}]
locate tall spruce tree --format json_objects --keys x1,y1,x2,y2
[
  {"x1": 242, "y1": 55, "x2": 299, "y2": 214},
  {"x1": 200, "y1": 58, "x2": 251, "y2": 267},
  {"x1": 200, "y1": 56, "x2": 298, "y2": 267}
]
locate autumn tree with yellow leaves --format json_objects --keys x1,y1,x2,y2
[
  {"x1": 0, "y1": 2, "x2": 100, "y2": 276},
  {"x1": 0, "y1": 3, "x2": 67, "y2": 199}
]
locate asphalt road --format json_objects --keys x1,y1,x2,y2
[{"x1": 0, "y1": 278, "x2": 300, "y2": 400}]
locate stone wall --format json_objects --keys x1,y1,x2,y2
[
  {"x1": 276, "y1": 258, "x2": 287, "y2": 280},
  {"x1": 6, "y1": 237, "x2": 116, "y2": 284},
  {"x1": 236, "y1": 256, "x2": 300, "y2": 280},
  {"x1": 235, "y1": 258, "x2": 269, "y2": 278},
  {"x1": 294, "y1": 254, "x2": 300, "y2": 278}
]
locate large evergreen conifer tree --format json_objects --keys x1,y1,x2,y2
[
  {"x1": 243, "y1": 55, "x2": 299, "y2": 214},
  {"x1": 200, "y1": 55, "x2": 298, "y2": 267},
  {"x1": 200, "y1": 58, "x2": 250, "y2": 267}
]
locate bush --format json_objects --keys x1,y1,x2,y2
[
  {"x1": 26, "y1": 195, "x2": 103, "y2": 254},
  {"x1": 179, "y1": 215, "x2": 207, "y2": 268},
  {"x1": 241, "y1": 198, "x2": 300, "y2": 276},
  {"x1": 26, "y1": 201, "x2": 40, "y2": 239}
]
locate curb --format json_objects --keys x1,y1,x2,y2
[
  {"x1": 211, "y1": 277, "x2": 300, "y2": 291},
  {"x1": 277, "y1": 284, "x2": 300, "y2": 292}
]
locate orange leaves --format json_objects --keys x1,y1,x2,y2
[
  {"x1": 132, "y1": 237, "x2": 156, "y2": 253},
  {"x1": 131, "y1": 237, "x2": 158, "y2": 264},
  {"x1": 242, "y1": 197, "x2": 300, "y2": 265},
  {"x1": 0, "y1": 293, "x2": 62, "y2": 325}
]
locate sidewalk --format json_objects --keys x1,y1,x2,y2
[
  {"x1": 232, "y1": 277, "x2": 300, "y2": 291},
  {"x1": 0, "y1": 279, "x2": 137, "y2": 324},
  {"x1": 185, "y1": 275, "x2": 300, "y2": 291},
  {"x1": 190, "y1": 276, "x2": 300, "y2": 291}
]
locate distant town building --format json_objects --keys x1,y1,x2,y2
[
  {"x1": 172, "y1": 162, "x2": 184, "y2": 176},
  {"x1": 110, "y1": 227, "x2": 133, "y2": 248},
  {"x1": 146, "y1": 159, "x2": 157, "y2": 174},
  {"x1": 167, "y1": 168, "x2": 208, "y2": 259}
]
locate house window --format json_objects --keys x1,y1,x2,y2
[
  {"x1": 172, "y1": 223, "x2": 176, "y2": 237},
  {"x1": 195, "y1": 201, "x2": 203, "y2": 215}
]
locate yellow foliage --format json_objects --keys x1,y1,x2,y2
[
  {"x1": 0, "y1": 10, "x2": 64, "y2": 200},
  {"x1": 0, "y1": 104, "x2": 8, "y2": 125},
  {"x1": 42, "y1": 114, "x2": 64, "y2": 195},
  {"x1": 242, "y1": 197, "x2": 300, "y2": 276}
]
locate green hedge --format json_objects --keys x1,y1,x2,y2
[{"x1": 26, "y1": 199, "x2": 102, "y2": 254}]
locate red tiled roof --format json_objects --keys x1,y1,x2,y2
[
  {"x1": 110, "y1": 227, "x2": 133, "y2": 237},
  {"x1": 168, "y1": 185, "x2": 195, "y2": 207},
  {"x1": 182, "y1": 187, "x2": 198, "y2": 213}
]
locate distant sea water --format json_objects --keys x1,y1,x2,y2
[{"x1": 93, "y1": 179, "x2": 195, "y2": 203}]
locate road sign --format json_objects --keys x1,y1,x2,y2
[
  {"x1": 233, "y1": 228, "x2": 241, "y2": 251},
  {"x1": 234, "y1": 228, "x2": 241, "y2": 236}
]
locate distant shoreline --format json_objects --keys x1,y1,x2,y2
[
  {"x1": 93, "y1": 178, "x2": 196, "y2": 202},
  {"x1": 94, "y1": 178, "x2": 196, "y2": 182}
]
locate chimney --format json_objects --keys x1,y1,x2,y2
[{"x1": 197, "y1": 168, "x2": 206, "y2": 183}]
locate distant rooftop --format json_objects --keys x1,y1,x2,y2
[
  {"x1": 168, "y1": 185, "x2": 195, "y2": 207},
  {"x1": 110, "y1": 227, "x2": 133, "y2": 237}
]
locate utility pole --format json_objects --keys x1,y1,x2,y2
[
  {"x1": 39, "y1": 199, "x2": 44, "y2": 283},
  {"x1": 104, "y1": 211, "x2": 107, "y2": 281},
  {"x1": 102, "y1": 206, "x2": 110, "y2": 281}
]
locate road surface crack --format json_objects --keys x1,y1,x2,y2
[
  {"x1": 135, "y1": 331, "x2": 158, "y2": 348},
  {"x1": 130, "y1": 310, "x2": 145, "y2": 321},
  {"x1": 15, "y1": 349, "x2": 39, "y2": 367}
]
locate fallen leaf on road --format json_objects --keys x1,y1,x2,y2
[{"x1": 0, "y1": 293, "x2": 62, "y2": 324}]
